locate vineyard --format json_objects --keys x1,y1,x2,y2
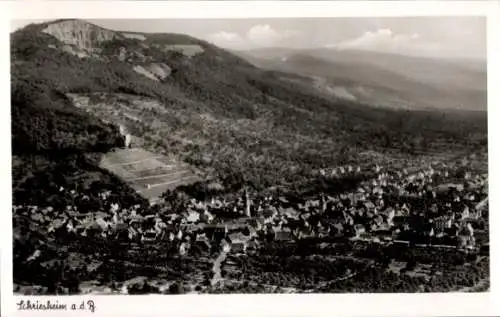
[{"x1": 99, "y1": 148, "x2": 199, "y2": 202}]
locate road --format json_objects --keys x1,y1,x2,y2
[{"x1": 210, "y1": 250, "x2": 228, "y2": 287}]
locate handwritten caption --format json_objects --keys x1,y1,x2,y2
[{"x1": 17, "y1": 299, "x2": 96, "y2": 313}]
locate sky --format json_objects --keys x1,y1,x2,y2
[{"x1": 11, "y1": 17, "x2": 486, "y2": 59}]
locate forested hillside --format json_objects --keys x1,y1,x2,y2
[{"x1": 11, "y1": 19, "x2": 487, "y2": 193}]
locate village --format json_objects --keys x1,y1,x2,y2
[{"x1": 13, "y1": 151, "x2": 488, "y2": 267}]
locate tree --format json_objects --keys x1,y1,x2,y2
[{"x1": 168, "y1": 282, "x2": 185, "y2": 294}]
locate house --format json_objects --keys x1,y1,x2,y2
[
  {"x1": 293, "y1": 226, "x2": 312, "y2": 239},
  {"x1": 65, "y1": 219, "x2": 77, "y2": 234},
  {"x1": 168, "y1": 232, "x2": 175, "y2": 241},
  {"x1": 374, "y1": 222, "x2": 391, "y2": 232},
  {"x1": 350, "y1": 207, "x2": 361, "y2": 217},
  {"x1": 359, "y1": 232, "x2": 372, "y2": 240},
  {"x1": 247, "y1": 240, "x2": 260, "y2": 251},
  {"x1": 231, "y1": 241, "x2": 247, "y2": 253},
  {"x1": 141, "y1": 229, "x2": 157, "y2": 242},
  {"x1": 457, "y1": 234, "x2": 475, "y2": 249},
  {"x1": 95, "y1": 217, "x2": 110, "y2": 232},
  {"x1": 203, "y1": 224, "x2": 228, "y2": 241},
  {"x1": 431, "y1": 216, "x2": 450, "y2": 235},
  {"x1": 263, "y1": 207, "x2": 278, "y2": 223},
  {"x1": 474, "y1": 198, "x2": 488, "y2": 218},
  {"x1": 176, "y1": 230, "x2": 183, "y2": 240},
  {"x1": 344, "y1": 214, "x2": 354, "y2": 226},
  {"x1": 378, "y1": 229, "x2": 395, "y2": 241},
  {"x1": 228, "y1": 233, "x2": 249, "y2": 253},
  {"x1": 84, "y1": 222, "x2": 103, "y2": 238},
  {"x1": 373, "y1": 187, "x2": 384, "y2": 196},
  {"x1": 179, "y1": 242, "x2": 190, "y2": 255},
  {"x1": 275, "y1": 230, "x2": 293, "y2": 241},
  {"x1": 383, "y1": 208, "x2": 396, "y2": 224},
  {"x1": 364, "y1": 201, "x2": 376, "y2": 211},
  {"x1": 282, "y1": 207, "x2": 300, "y2": 220},
  {"x1": 154, "y1": 218, "x2": 168, "y2": 234},
  {"x1": 247, "y1": 218, "x2": 263, "y2": 231},
  {"x1": 200, "y1": 210, "x2": 214, "y2": 223},
  {"x1": 464, "y1": 223, "x2": 474, "y2": 237},
  {"x1": 317, "y1": 226, "x2": 331, "y2": 238},
  {"x1": 196, "y1": 232, "x2": 209, "y2": 242},
  {"x1": 365, "y1": 210, "x2": 375, "y2": 219},
  {"x1": 373, "y1": 215, "x2": 384, "y2": 227},
  {"x1": 445, "y1": 224, "x2": 460, "y2": 237},
  {"x1": 353, "y1": 224, "x2": 366, "y2": 238},
  {"x1": 461, "y1": 206, "x2": 470, "y2": 220},
  {"x1": 469, "y1": 208, "x2": 482, "y2": 220},
  {"x1": 330, "y1": 222, "x2": 344, "y2": 237},
  {"x1": 308, "y1": 200, "x2": 321, "y2": 208},
  {"x1": 246, "y1": 225, "x2": 258, "y2": 238},
  {"x1": 221, "y1": 240, "x2": 231, "y2": 252},
  {"x1": 186, "y1": 210, "x2": 200, "y2": 223},
  {"x1": 278, "y1": 196, "x2": 290, "y2": 204},
  {"x1": 194, "y1": 239, "x2": 211, "y2": 253}
]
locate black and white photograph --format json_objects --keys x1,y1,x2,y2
[{"x1": 3, "y1": 1, "x2": 497, "y2": 314}]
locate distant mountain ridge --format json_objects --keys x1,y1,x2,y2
[{"x1": 234, "y1": 47, "x2": 486, "y2": 111}]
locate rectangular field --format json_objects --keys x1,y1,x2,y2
[{"x1": 99, "y1": 148, "x2": 199, "y2": 201}]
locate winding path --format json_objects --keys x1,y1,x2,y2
[{"x1": 211, "y1": 250, "x2": 228, "y2": 287}]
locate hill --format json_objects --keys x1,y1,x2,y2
[
  {"x1": 235, "y1": 47, "x2": 486, "y2": 111},
  {"x1": 11, "y1": 19, "x2": 487, "y2": 197}
]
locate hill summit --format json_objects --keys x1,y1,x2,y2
[{"x1": 42, "y1": 19, "x2": 119, "y2": 52}]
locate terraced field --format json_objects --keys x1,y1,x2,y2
[{"x1": 99, "y1": 148, "x2": 199, "y2": 202}]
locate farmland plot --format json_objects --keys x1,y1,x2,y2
[{"x1": 99, "y1": 148, "x2": 199, "y2": 201}]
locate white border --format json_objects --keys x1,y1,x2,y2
[{"x1": 2, "y1": 1, "x2": 499, "y2": 317}]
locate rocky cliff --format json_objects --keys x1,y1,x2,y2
[{"x1": 42, "y1": 19, "x2": 120, "y2": 52}]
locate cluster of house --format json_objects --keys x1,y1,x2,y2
[
  {"x1": 318, "y1": 163, "x2": 364, "y2": 177},
  {"x1": 314, "y1": 160, "x2": 488, "y2": 249},
  {"x1": 13, "y1": 156, "x2": 488, "y2": 256},
  {"x1": 177, "y1": 160, "x2": 489, "y2": 252}
]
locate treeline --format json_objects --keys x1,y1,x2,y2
[
  {"x1": 11, "y1": 79, "x2": 124, "y2": 154},
  {"x1": 12, "y1": 155, "x2": 148, "y2": 209},
  {"x1": 321, "y1": 257, "x2": 489, "y2": 293}
]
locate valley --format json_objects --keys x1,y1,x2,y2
[{"x1": 11, "y1": 19, "x2": 489, "y2": 295}]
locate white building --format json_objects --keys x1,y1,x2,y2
[{"x1": 119, "y1": 125, "x2": 131, "y2": 148}]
